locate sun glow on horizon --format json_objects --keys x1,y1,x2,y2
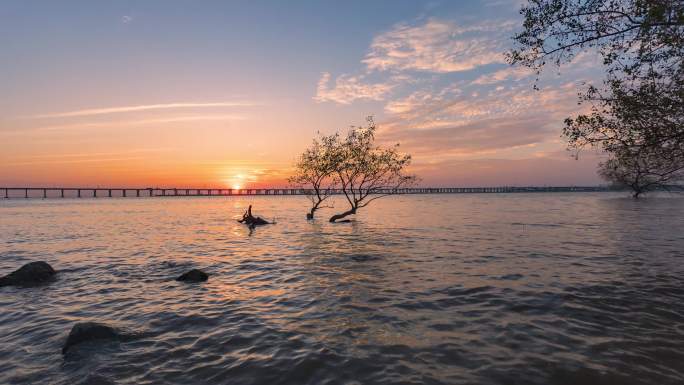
[{"x1": 224, "y1": 171, "x2": 249, "y2": 190}]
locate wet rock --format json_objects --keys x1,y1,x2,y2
[
  {"x1": 0, "y1": 261, "x2": 56, "y2": 287},
  {"x1": 176, "y1": 269, "x2": 208, "y2": 282},
  {"x1": 62, "y1": 322, "x2": 120, "y2": 354}
]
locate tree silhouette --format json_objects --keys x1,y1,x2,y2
[
  {"x1": 509, "y1": 0, "x2": 684, "y2": 195},
  {"x1": 291, "y1": 117, "x2": 416, "y2": 222},
  {"x1": 328, "y1": 117, "x2": 416, "y2": 223},
  {"x1": 288, "y1": 132, "x2": 339, "y2": 219}
]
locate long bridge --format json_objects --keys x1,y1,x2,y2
[{"x1": 1, "y1": 186, "x2": 614, "y2": 199}]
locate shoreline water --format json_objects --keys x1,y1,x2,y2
[{"x1": 1, "y1": 194, "x2": 683, "y2": 384}]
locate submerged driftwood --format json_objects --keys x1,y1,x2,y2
[{"x1": 237, "y1": 205, "x2": 271, "y2": 228}]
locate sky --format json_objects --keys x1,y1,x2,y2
[{"x1": 0, "y1": 0, "x2": 607, "y2": 188}]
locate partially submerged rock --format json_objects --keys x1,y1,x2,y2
[
  {"x1": 0, "y1": 261, "x2": 56, "y2": 287},
  {"x1": 176, "y1": 269, "x2": 208, "y2": 282},
  {"x1": 62, "y1": 322, "x2": 120, "y2": 354}
]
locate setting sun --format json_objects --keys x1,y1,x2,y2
[{"x1": 224, "y1": 172, "x2": 247, "y2": 190}]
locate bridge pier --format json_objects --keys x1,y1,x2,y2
[{"x1": 43, "y1": 189, "x2": 47, "y2": 199}]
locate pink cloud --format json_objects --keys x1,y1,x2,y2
[
  {"x1": 313, "y1": 72, "x2": 394, "y2": 104},
  {"x1": 363, "y1": 19, "x2": 515, "y2": 73}
]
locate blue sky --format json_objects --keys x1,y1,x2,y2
[{"x1": 0, "y1": 1, "x2": 605, "y2": 187}]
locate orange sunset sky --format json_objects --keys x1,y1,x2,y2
[{"x1": 0, "y1": 1, "x2": 605, "y2": 188}]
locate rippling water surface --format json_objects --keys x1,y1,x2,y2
[{"x1": 1, "y1": 193, "x2": 684, "y2": 385}]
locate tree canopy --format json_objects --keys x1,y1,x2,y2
[
  {"x1": 509, "y1": 0, "x2": 683, "y2": 75},
  {"x1": 329, "y1": 117, "x2": 416, "y2": 222},
  {"x1": 509, "y1": 0, "x2": 684, "y2": 195},
  {"x1": 288, "y1": 133, "x2": 339, "y2": 219},
  {"x1": 291, "y1": 117, "x2": 416, "y2": 222}
]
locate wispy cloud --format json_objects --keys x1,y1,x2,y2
[
  {"x1": 314, "y1": 72, "x2": 394, "y2": 104},
  {"x1": 379, "y1": 83, "x2": 585, "y2": 158},
  {"x1": 18, "y1": 148, "x2": 174, "y2": 160},
  {"x1": 29, "y1": 102, "x2": 256, "y2": 119},
  {"x1": 121, "y1": 15, "x2": 133, "y2": 24},
  {"x1": 472, "y1": 66, "x2": 535, "y2": 85},
  {"x1": 363, "y1": 19, "x2": 515, "y2": 73},
  {"x1": 315, "y1": 18, "x2": 517, "y2": 105},
  {"x1": 6, "y1": 157, "x2": 147, "y2": 166},
  {"x1": 384, "y1": 91, "x2": 436, "y2": 114},
  {"x1": 483, "y1": 0, "x2": 527, "y2": 8},
  {"x1": 35, "y1": 114, "x2": 246, "y2": 131},
  {"x1": 411, "y1": 156, "x2": 602, "y2": 186},
  {"x1": 5, "y1": 148, "x2": 173, "y2": 166},
  {"x1": 309, "y1": 12, "x2": 604, "y2": 184}
]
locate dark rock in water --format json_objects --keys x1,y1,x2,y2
[
  {"x1": 0, "y1": 261, "x2": 56, "y2": 287},
  {"x1": 176, "y1": 269, "x2": 208, "y2": 282},
  {"x1": 62, "y1": 322, "x2": 120, "y2": 354}
]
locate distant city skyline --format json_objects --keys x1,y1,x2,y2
[{"x1": 1, "y1": 0, "x2": 605, "y2": 188}]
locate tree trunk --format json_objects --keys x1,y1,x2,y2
[
  {"x1": 329, "y1": 208, "x2": 356, "y2": 223},
  {"x1": 307, "y1": 201, "x2": 322, "y2": 220}
]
